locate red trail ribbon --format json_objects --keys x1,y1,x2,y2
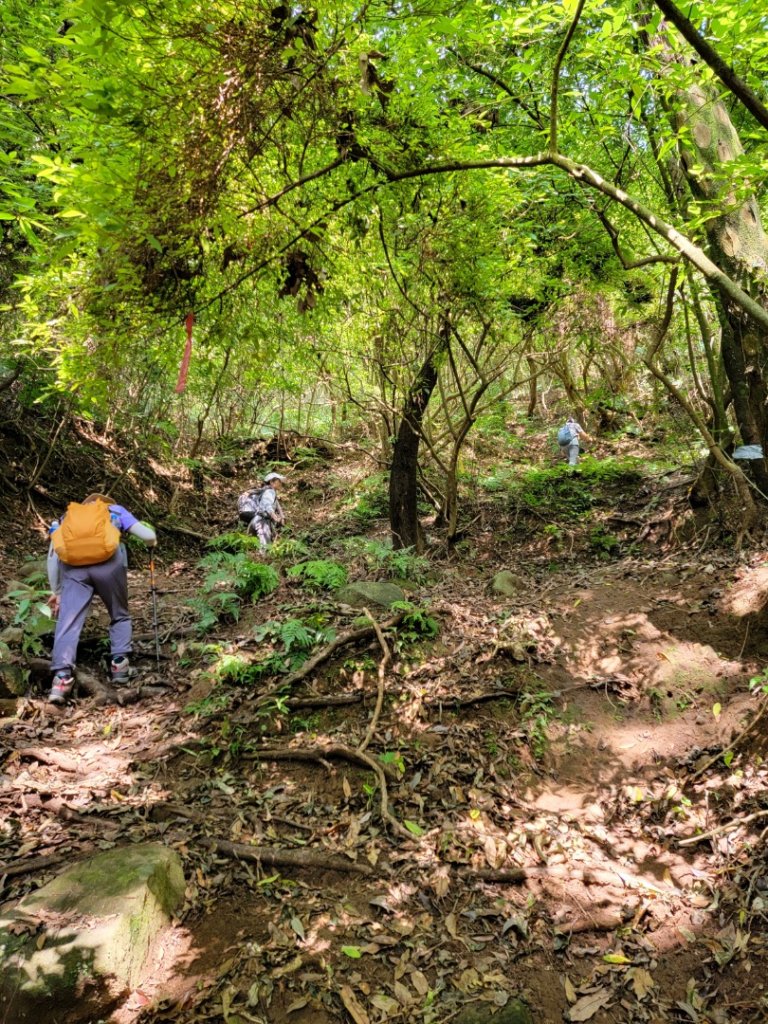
[{"x1": 175, "y1": 312, "x2": 194, "y2": 394}]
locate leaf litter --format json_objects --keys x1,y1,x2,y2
[{"x1": 3, "y1": 459, "x2": 768, "y2": 1023}]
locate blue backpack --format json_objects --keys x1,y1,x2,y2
[{"x1": 557, "y1": 424, "x2": 575, "y2": 446}]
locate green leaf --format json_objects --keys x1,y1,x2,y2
[
  {"x1": 404, "y1": 820, "x2": 424, "y2": 836},
  {"x1": 341, "y1": 945, "x2": 363, "y2": 958}
]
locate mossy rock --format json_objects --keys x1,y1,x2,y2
[
  {"x1": 0, "y1": 843, "x2": 185, "y2": 1023},
  {"x1": 492, "y1": 571, "x2": 525, "y2": 597},
  {"x1": 337, "y1": 581, "x2": 406, "y2": 609},
  {"x1": 454, "y1": 999, "x2": 534, "y2": 1024}
]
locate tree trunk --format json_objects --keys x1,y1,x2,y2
[
  {"x1": 668, "y1": 74, "x2": 768, "y2": 495},
  {"x1": 389, "y1": 321, "x2": 448, "y2": 551}
]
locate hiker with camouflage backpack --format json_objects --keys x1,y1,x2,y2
[
  {"x1": 237, "y1": 472, "x2": 286, "y2": 550},
  {"x1": 46, "y1": 493, "x2": 157, "y2": 704}
]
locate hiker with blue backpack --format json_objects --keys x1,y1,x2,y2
[
  {"x1": 557, "y1": 416, "x2": 591, "y2": 467},
  {"x1": 237, "y1": 472, "x2": 286, "y2": 550},
  {"x1": 46, "y1": 493, "x2": 157, "y2": 704}
]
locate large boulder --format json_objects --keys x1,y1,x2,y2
[
  {"x1": 337, "y1": 581, "x2": 406, "y2": 609},
  {"x1": 0, "y1": 842, "x2": 185, "y2": 1023}
]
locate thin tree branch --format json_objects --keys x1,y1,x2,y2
[
  {"x1": 549, "y1": 0, "x2": 587, "y2": 153},
  {"x1": 652, "y1": 0, "x2": 768, "y2": 131}
]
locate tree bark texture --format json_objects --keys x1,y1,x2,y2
[
  {"x1": 389, "y1": 320, "x2": 448, "y2": 550},
  {"x1": 670, "y1": 78, "x2": 768, "y2": 495}
]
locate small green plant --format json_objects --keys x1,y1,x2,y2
[
  {"x1": 749, "y1": 667, "x2": 768, "y2": 694},
  {"x1": 648, "y1": 687, "x2": 665, "y2": 720},
  {"x1": 345, "y1": 474, "x2": 389, "y2": 526},
  {"x1": 349, "y1": 539, "x2": 430, "y2": 583},
  {"x1": 199, "y1": 551, "x2": 280, "y2": 601},
  {"x1": 287, "y1": 559, "x2": 348, "y2": 590},
  {"x1": 206, "y1": 532, "x2": 264, "y2": 554},
  {"x1": 588, "y1": 525, "x2": 620, "y2": 556},
  {"x1": 518, "y1": 687, "x2": 559, "y2": 759},
  {"x1": 2, "y1": 572, "x2": 54, "y2": 655},
  {"x1": 247, "y1": 617, "x2": 336, "y2": 676},
  {"x1": 271, "y1": 536, "x2": 312, "y2": 559},
  {"x1": 185, "y1": 688, "x2": 236, "y2": 718},
  {"x1": 390, "y1": 601, "x2": 439, "y2": 647},
  {"x1": 187, "y1": 551, "x2": 279, "y2": 631}
]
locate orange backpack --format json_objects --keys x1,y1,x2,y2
[{"x1": 52, "y1": 501, "x2": 121, "y2": 566}]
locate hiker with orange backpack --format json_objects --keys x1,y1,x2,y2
[{"x1": 46, "y1": 493, "x2": 157, "y2": 704}]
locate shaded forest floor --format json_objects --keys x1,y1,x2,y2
[{"x1": 3, "y1": 415, "x2": 768, "y2": 1024}]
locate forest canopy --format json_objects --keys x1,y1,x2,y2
[{"x1": 3, "y1": 0, "x2": 768, "y2": 540}]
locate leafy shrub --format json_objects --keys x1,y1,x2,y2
[
  {"x1": 287, "y1": 559, "x2": 348, "y2": 590},
  {"x1": 2, "y1": 572, "x2": 54, "y2": 655},
  {"x1": 345, "y1": 473, "x2": 389, "y2": 526},
  {"x1": 390, "y1": 600, "x2": 440, "y2": 647},
  {"x1": 215, "y1": 618, "x2": 336, "y2": 683},
  {"x1": 588, "y1": 525, "x2": 620, "y2": 555},
  {"x1": 271, "y1": 536, "x2": 312, "y2": 560},
  {"x1": 199, "y1": 551, "x2": 280, "y2": 601},
  {"x1": 187, "y1": 551, "x2": 279, "y2": 631},
  {"x1": 206, "y1": 532, "x2": 264, "y2": 554},
  {"x1": 346, "y1": 539, "x2": 430, "y2": 583}
]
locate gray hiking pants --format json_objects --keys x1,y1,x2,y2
[
  {"x1": 560, "y1": 439, "x2": 580, "y2": 466},
  {"x1": 50, "y1": 552, "x2": 132, "y2": 673},
  {"x1": 248, "y1": 514, "x2": 275, "y2": 550}
]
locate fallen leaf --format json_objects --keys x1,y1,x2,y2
[
  {"x1": 445, "y1": 912, "x2": 459, "y2": 938},
  {"x1": 394, "y1": 980, "x2": 413, "y2": 1006},
  {"x1": 286, "y1": 996, "x2": 309, "y2": 1013},
  {"x1": 484, "y1": 836, "x2": 498, "y2": 867},
  {"x1": 342, "y1": 945, "x2": 363, "y2": 959},
  {"x1": 603, "y1": 952, "x2": 632, "y2": 965},
  {"x1": 371, "y1": 993, "x2": 399, "y2": 1014},
  {"x1": 567, "y1": 987, "x2": 612, "y2": 1021},
  {"x1": 627, "y1": 967, "x2": 655, "y2": 999},
  {"x1": 343, "y1": 776, "x2": 352, "y2": 799},
  {"x1": 563, "y1": 975, "x2": 577, "y2": 1004},
  {"x1": 340, "y1": 985, "x2": 371, "y2": 1024},
  {"x1": 410, "y1": 970, "x2": 430, "y2": 996}
]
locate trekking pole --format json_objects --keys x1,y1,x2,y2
[{"x1": 148, "y1": 550, "x2": 161, "y2": 671}]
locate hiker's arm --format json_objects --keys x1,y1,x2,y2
[
  {"x1": 128, "y1": 522, "x2": 157, "y2": 546},
  {"x1": 47, "y1": 545, "x2": 61, "y2": 614}
]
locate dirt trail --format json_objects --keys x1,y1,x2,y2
[{"x1": 3, "y1": 461, "x2": 768, "y2": 1023}]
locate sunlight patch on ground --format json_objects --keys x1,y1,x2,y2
[{"x1": 724, "y1": 564, "x2": 768, "y2": 617}]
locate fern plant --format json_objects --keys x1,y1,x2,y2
[
  {"x1": 199, "y1": 551, "x2": 280, "y2": 600},
  {"x1": 271, "y1": 536, "x2": 312, "y2": 559},
  {"x1": 286, "y1": 559, "x2": 348, "y2": 591},
  {"x1": 390, "y1": 601, "x2": 440, "y2": 646},
  {"x1": 187, "y1": 551, "x2": 280, "y2": 631},
  {"x1": 206, "y1": 532, "x2": 264, "y2": 554},
  {"x1": 217, "y1": 618, "x2": 337, "y2": 680}
]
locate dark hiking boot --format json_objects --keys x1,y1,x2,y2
[{"x1": 49, "y1": 671, "x2": 76, "y2": 704}]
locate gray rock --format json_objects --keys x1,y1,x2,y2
[
  {"x1": 0, "y1": 842, "x2": 185, "y2": 1023},
  {"x1": 492, "y1": 570, "x2": 524, "y2": 597},
  {"x1": 337, "y1": 581, "x2": 406, "y2": 609},
  {"x1": 454, "y1": 999, "x2": 534, "y2": 1024}
]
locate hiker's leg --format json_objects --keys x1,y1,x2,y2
[
  {"x1": 50, "y1": 567, "x2": 94, "y2": 674},
  {"x1": 568, "y1": 439, "x2": 580, "y2": 466},
  {"x1": 254, "y1": 517, "x2": 271, "y2": 550},
  {"x1": 90, "y1": 553, "x2": 132, "y2": 659}
]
